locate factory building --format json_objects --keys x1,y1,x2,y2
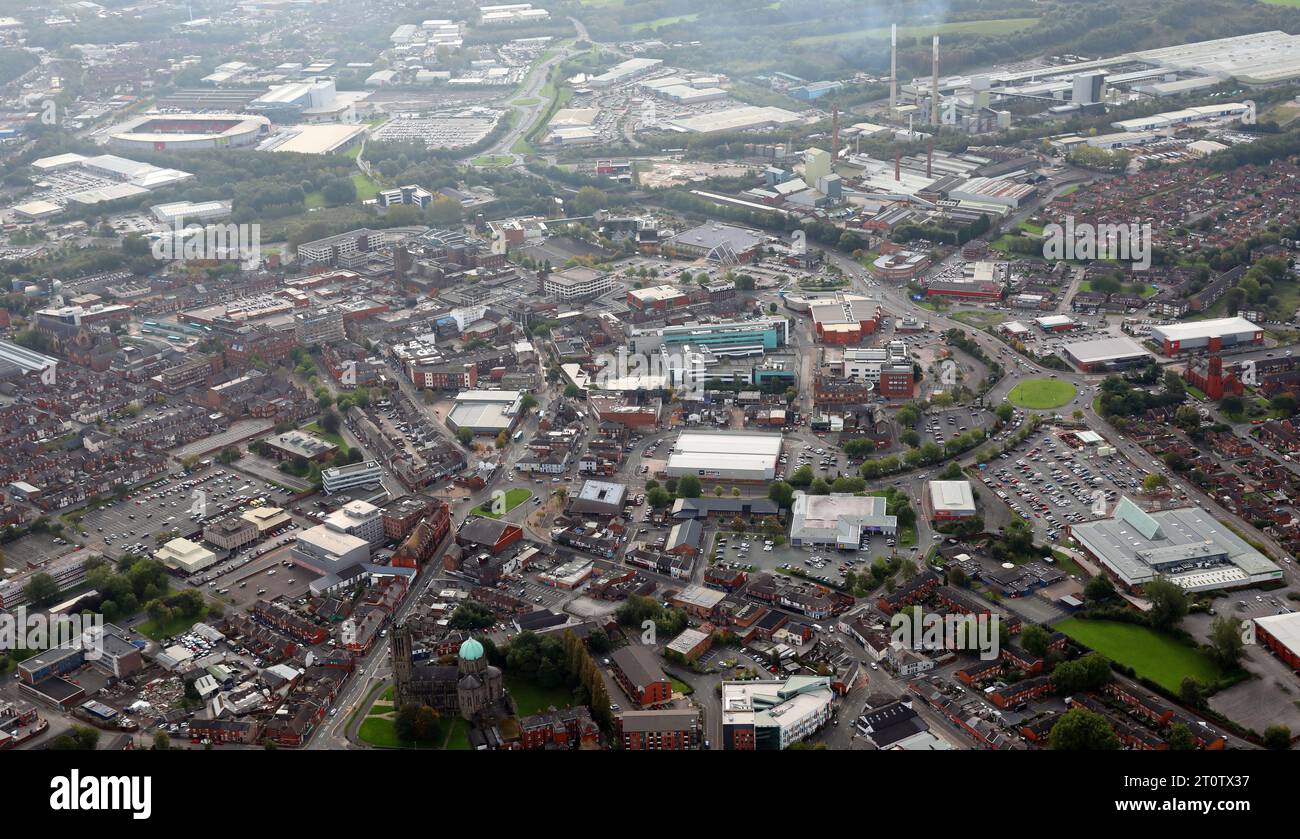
[
  {"x1": 1150, "y1": 316, "x2": 1263, "y2": 356},
  {"x1": 1062, "y1": 336, "x2": 1152, "y2": 372},
  {"x1": 809, "y1": 295, "x2": 883, "y2": 344},
  {"x1": 665, "y1": 430, "x2": 782, "y2": 482},
  {"x1": 1067, "y1": 497, "x2": 1282, "y2": 592},
  {"x1": 790, "y1": 492, "x2": 897, "y2": 547},
  {"x1": 927, "y1": 480, "x2": 977, "y2": 520}
]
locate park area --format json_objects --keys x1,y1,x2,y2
[
  {"x1": 1007, "y1": 378, "x2": 1077, "y2": 409},
  {"x1": 357, "y1": 686, "x2": 470, "y2": 750},
  {"x1": 472, "y1": 487, "x2": 533, "y2": 519},
  {"x1": 1053, "y1": 617, "x2": 1222, "y2": 693}
]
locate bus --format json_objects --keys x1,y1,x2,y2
[{"x1": 512, "y1": 430, "x2": 523, "y2": 441}]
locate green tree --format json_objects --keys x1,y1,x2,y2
[
  {"x1": 676, "y1": 475, "x2": 702, "y2": 498},
  {"x1": 1263, "y1": 724, "x2": 1292, "y2": 750},
  {"x1": 768, "y1": 480, "x2": 794, "y2": 508},
  {"x1": 1052, "y1": 653, "x2": 1112, "y2": 694},
  {"x1": 1049, "y1": 707, "x2": 1121, "y2": 750},
  {"x1": 1207, "y1": 614, "x2": 1245, "y2": 669},
  {"x1": 1166, "y1": 722, "x2": 1195, "y2": 750},
  {"x1": 1144, "y1": 578, "x2": 1189, "y2": 630},
  {"x1": 1019, "y1": 624, "x2": 1052, "y2": 658},
  {"x1": 23, "y1": 572, "x2": 59, "y2": 609}
]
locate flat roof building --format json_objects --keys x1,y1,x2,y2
[
  {"x1": 155, "y1": 538, "x2": 218, "y2": 574},
  {"x1": 446, "y1": 390, "x2": 523, "y2": 435},
  {"x1": 1062, "y1": 335, "x2": 1152, "y2": 372},
  {"x1": 721, "y1": 676, "x2": 835, "y2": 750},
  {"x1": 928, "y1": 480, "x2": 977, "y2": 520},
  {"x1": 1069, "y1": 496, "x2": 1282, "y2": 591},
  {"x1": 665, "y1": 430, "x2": 783, "y2": 482},
  {"x1": 790, "y1": 492, "x2": 897, "y2": 547},
  {"x1": 1150, "y1": 316, "x2": 1263, "y2": 356}
]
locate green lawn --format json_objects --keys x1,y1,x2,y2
[
  {"x1": 950, "y1": 310, "x2": 1005, "y2": 330},
  {"x1": 442, "y1": 717, "x2": 471, "y2": 750},
  {"x1": 506, "y1": 673, "x2": 576, "y2": 716},
  {"x1": 352, "y1": 173, "x2": 382, "y2": 201},
  {"x1": 137, "y1": 609, "x2": 202, "y2": 641},
  {"x1": 1053, "y1": 617, "x2": 1222, "y2": 693},
  {"x1": 356, "y1": 687, "x2": 442, "y2": 749},
  {"x1": 1078, "y1": 280, "x2": 1157, "y2": 299},
  {"x1": 794, "y1": 17, "x2": 1038, "y2": 47},
  {"x1": 670, "y1": 676, "x2": 694, "y2": 696},
  {"x1": 472, "y1": 154, "x2": 514, "y2": 167},
  {"x1": 631, "y1": 12, "x2": 700, "y2": 31},
  {"x1": 472, "y1": 487, "x2": 532, "y2": 519},
  {"x1": 1007, "y1": 378, "x2": 1077, "y2": 409},
  {"x1": 304, "y1": 422, "x2": 349, "y2": 455}
]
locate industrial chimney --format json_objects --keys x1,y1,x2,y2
[
  {"x1": 889, "y1": 23, "x2": 897, "y2": 115},
  {"x1": 932, "y1": 36, "x2": 941, "y2": 126},
  {"x1": 831, "y1": 103, "x2": 840, "y2": 161}
]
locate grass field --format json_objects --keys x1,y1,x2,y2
[
  {"x1": 794, "y1": 17, "x2": 1038, "y2": 47},
  {"x1": 632, "y1": 13, "x2": 700, "y2": 31},
  {"x1": 471, "y1": 487, "x2": 532, "y2": 518},
  {"x1": 137, "y1": 610, "x2": 200, "y2": 641},
  {"x1": 351, "y1": 173, "x2": 381, "y2": 202},
  {"x1": 304, "y1": 422, "x2": 349, "y2": 455},
  {"x1": 356, "y1": 687, "x2": 444, "y2": 749},
  {"x1": 950, "y1": 310, "x2": 1005, "y2": 330},
  {"x1": 506, "y1": 673, "x2": 576, "y2": 716},
  {"x1": 1053, "y1": 617, "x2": 1222, "y2": 693},
  {"x1": 472, "y1": 154, "x2": 514, "y2": 167},
  {"x1": 1007, "y1": 378, "x2": 1077, "y2": 409}
]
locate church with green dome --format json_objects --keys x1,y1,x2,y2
[{"x1": 392, "y1": 625, "x2": 505, "y2": 721}]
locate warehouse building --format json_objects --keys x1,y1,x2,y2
[
  {"x1": 1062, "y1": 335, "x2": 1152, "y2": 372},
  {"x1": 1067, "y1": 496, "x2": 1282, "y2": 592},
  {"x1": 1035, "y1": 314, "x2": 1079, "y2": 332},
  {"x1": 446, "y1": 390, "x2": 523, "y2": 435},
  {"x1": 1253, "y1": 613, "x2": 1300, "y2": 670},
  {"x1": 155, "y1": 538, "x2": 218, "y2": 574},
  {"x1": 663, "y1": 222, "x2": 767, "y2": 263},
  {"x1": 665, "y1": 430, "x2": 782, "y2": 482},
  {"x1": 928, "y1": 480, "x2": 977, "y2": 520},
  {"x1": 790, "y1": 492, "x2": 897, "y2": 547},
  {"x1": 809, "y1": 295, "x2": 883, "y2": 344},
  {"x1": 1150, "y1": 316, "x2": 1263, "y2": 356}
]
